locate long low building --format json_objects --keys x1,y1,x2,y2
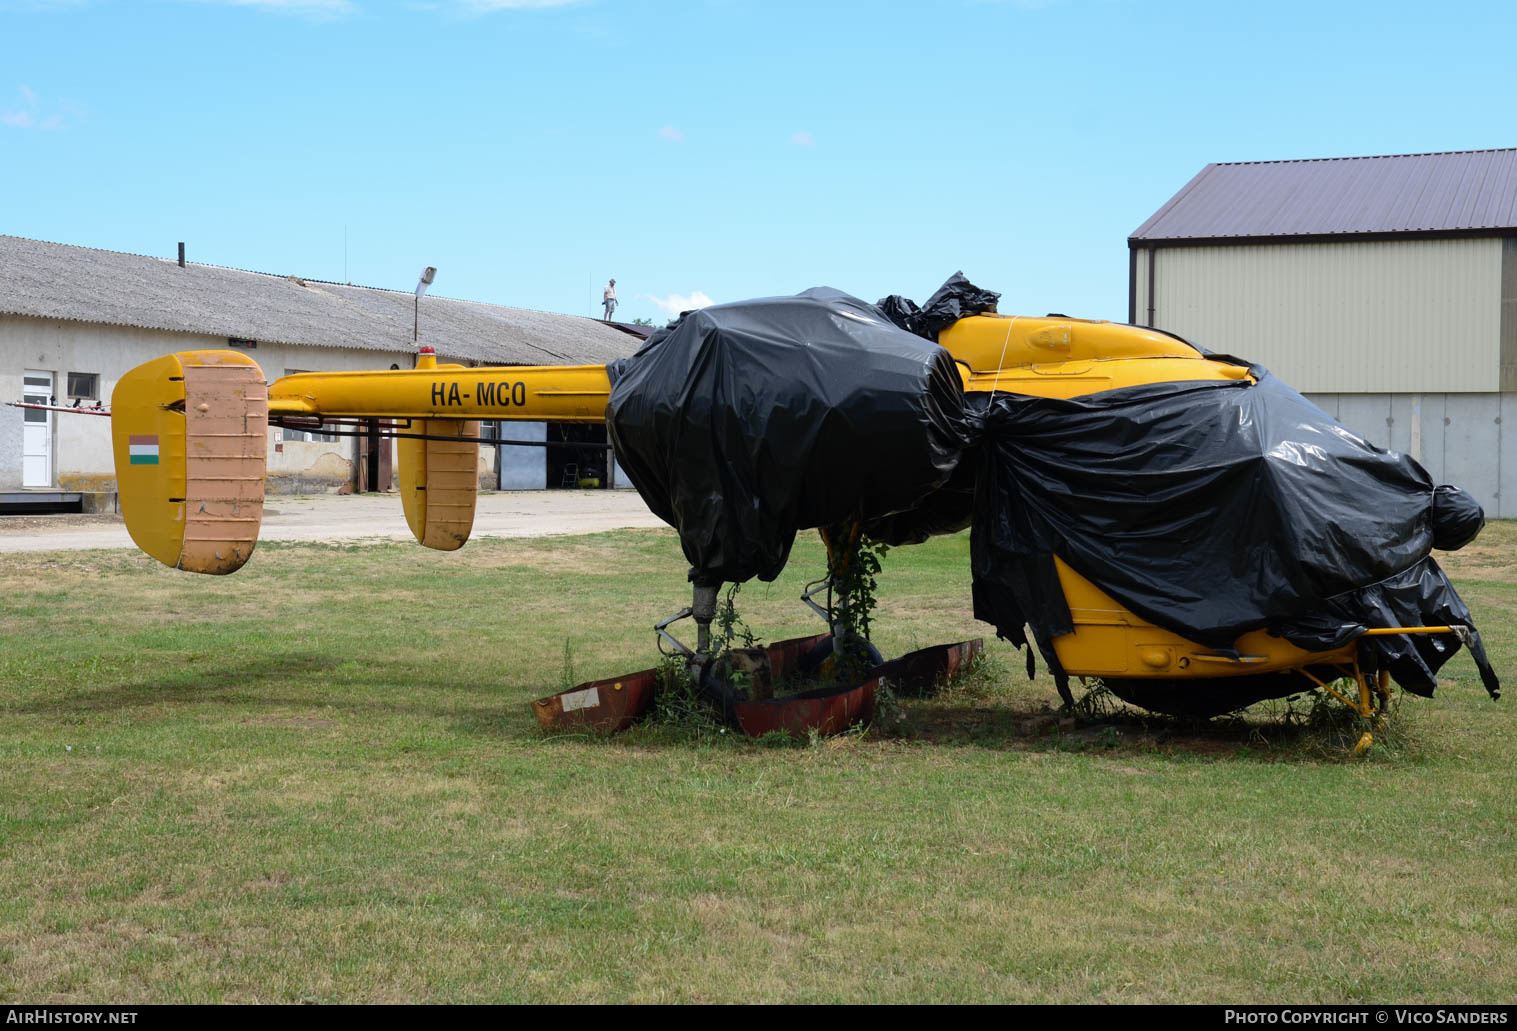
[
  {"x1": 1130, "y1": 148, "x2": 1517, "y2": 518},
  {"x1": 0, "y1": 235, "x2": 644, "y2": 502}
]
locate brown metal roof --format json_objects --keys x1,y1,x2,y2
[{"x1": 1130, "y1": 148, "x2": 1517, "y2": 243}]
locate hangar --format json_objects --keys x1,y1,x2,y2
[{"x1": 1130, "y1": 148, "x2": 1517, "y2": 517}]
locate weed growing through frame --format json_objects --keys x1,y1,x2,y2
[
  {"x1": 1248, "y1": 684, "x2": 1423, "y2": 759},
  {"x1": 645, "y1": 654, "x2": 730, "y2": 742},
  {"x1": 1051, "y1": 675, "x2": 1427, "y2": 759},
  {"x1": 829, "y1": 533, "x2": 889, "y2": 687},
  {"x1": 1069, "y1": 679, "x2": 1136, "y2": 722},
  {"x1": 870, "y1": 680, "x2": 907, "y2": 735},
  {"x1": 639, "y1": 530, "x2": 901, "y2": 738},
  {"x1": 712, "y1": 582, "x2": 759, "y2": 653}
]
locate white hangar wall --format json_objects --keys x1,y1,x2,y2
[
  {"x1": 1132, "y1": 237, "x2": 1504, "y2": 394},
  {"x1": 1302, "y1": 391, "x2": 1516, "y2": 519}
]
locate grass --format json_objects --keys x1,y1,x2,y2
[{"x1": 1, "y1": 522, "x2": 1514, "y2": 1003}]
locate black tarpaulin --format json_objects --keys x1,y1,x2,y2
[
  {"x1": 862, "y1": 456, "x2": 977, "y2": 547},
  {"x1": 1431, "y1": 484, "x2": 1485, "y2": 551},
  {"x1": 601, "y1": 273, "x2": 1497, "y2": 705},
  {"x1": 876, "y1": 271, "x2": 1001, "y2": 341},
  {"x1": 967, "y1": 369, "x2": 1501, "y2": 699},
  {"x1": 605, "y1": 287, "x2": 967, "y2": 585},
  {"x1": 1302, "y1": 557, "x2": 1500, "y2": 698}
]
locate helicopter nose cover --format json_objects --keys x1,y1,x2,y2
[{"x1": 968, "y1": 369, "x2": 1500, "y2": 701}]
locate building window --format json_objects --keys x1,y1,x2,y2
[
  {"x1": 280, "y1": 427, "x2": 341, "y2": 444},
  {"x1": 66, "y1": 372, "x2": 99, "y2": 399},
  {"x1": 23, "y1": 375, "x2": 49, "y2": 423},
  {"x1": 229, "y1": 337, "x2": 257, "y2": 349}
]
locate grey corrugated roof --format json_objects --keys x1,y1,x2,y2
[
  {"x1": 1131, "y1": 148, "x2": 1517, "y2": 242},
  {"x1": 0, "y1": 234, "x2": 640, "y2": 365}
]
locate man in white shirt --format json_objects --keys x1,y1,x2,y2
[{"x1": 603, "y1": 279, "x2": 617, "y2": 320}]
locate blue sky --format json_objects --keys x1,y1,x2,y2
[{"x1": 3, "y1": 0, "x2": 1515, "y2": 325}]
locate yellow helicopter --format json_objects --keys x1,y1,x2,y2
[{"x1": 91, "y1": 306, "x2": 1493, "y2": 745}]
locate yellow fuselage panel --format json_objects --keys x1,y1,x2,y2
[
  {"x1": 939, "y1": 315, "x2": 1252, "y2": 399},
  {"x1": 960, "y1": 358, "x2": 1250, "y2": 399},
  {"x1": 1050, "y1": 558, "x2": 1355, "y2": 678},
  {"x1": 940, "y1": 314, "x2": 1197, "y2": 372}
]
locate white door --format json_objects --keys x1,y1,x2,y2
[{"x1": 22, "y1": 371, "x2": 52, "y2": 487}]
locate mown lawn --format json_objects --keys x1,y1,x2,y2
[{"x1": 1, "y1": 521, "x2": 1513, "y2": 1003}]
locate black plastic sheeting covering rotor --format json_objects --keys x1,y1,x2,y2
[
  {"x1": 875, "y1": 271, "x2": 1003, "y2": 342},
  {"x1": 605, "y1": 286, "x2": 979, "y2": 585},
  {"x1": 967, "y1": 371, "x2": 1500, "y2": 701}
]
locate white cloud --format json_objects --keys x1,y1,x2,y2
[
  {"x1": 187, "y1": 0, "x2": 356, "y2": 19},
  {"x1": 2, "y1": 84, "x2": 68, "y2": 130},
  {"x1": 458, "y1": 0, "x2": 583, "y2": 10},
  {"x1": 789, "y1": 130, "x2": 814, "y2": 147},
  {"x1": 657, "y1": 124, "x2": 684, "y2": 143},
  {"x1": 645, "y1": 291, "x2": 714, "y2": 317}
]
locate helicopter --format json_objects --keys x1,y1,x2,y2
[{"x1": 22, "y1": 282, "x2": 1496, "y2": 748}]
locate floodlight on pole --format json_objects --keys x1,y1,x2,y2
[{"x1": 414, "y1": 266, "x2": 437, "y2": 344}]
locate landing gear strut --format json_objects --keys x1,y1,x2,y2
[{"x1": 655, "y1": 581, "x2": 721, "y2": 671}]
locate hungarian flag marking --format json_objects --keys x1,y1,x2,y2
[{"x1": 128, "y1": 434, "x2": 160, "y2": 465}]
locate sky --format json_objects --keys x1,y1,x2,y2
[{"x1": 3, "y1": 0, "x2": 1516, "y2": 326}]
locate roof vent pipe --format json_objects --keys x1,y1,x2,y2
[{"x1": 178, "y1": 242, "x2": 185, "y2": 268}]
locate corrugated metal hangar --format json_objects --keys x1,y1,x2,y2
[{"x1": 1131, "y1": 148, "x2": 1517, "y2": 517}]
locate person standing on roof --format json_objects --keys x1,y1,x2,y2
[{"x1": 602, "y1": 279, "x2": 618, "y2": 320}]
